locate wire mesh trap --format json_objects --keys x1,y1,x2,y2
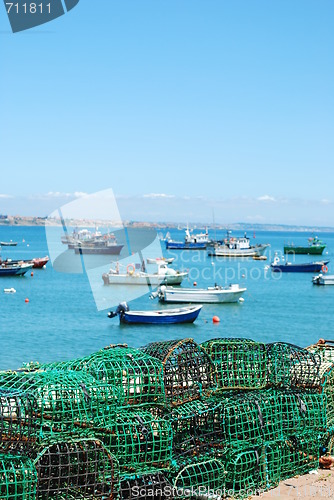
[
  {"x1": 0, "y1": 370, "x2": 118, "y2": 441},
  {"x1": 74, "y1": 345, "x2": 166, "y2": 407},
  {"x1": 201, "y1": 338, "x2": 267, "y2": 391},
  {"x1": 213, "y1": 390, "x2": 282, "y2": 450},
  {"x1": 223, "y1": 441, "x2": 282, "y2": 498},
  {"x1": 171, "y1": 398, "x2": 225, "y2": 458},
  {"x1": 279, "y1": 389, "x2": 326, "y2": 436},
  {"x1": 171, "y1": 456, "x2": 225, "y2": 499},
  {"x1": 34, "y1": 438, "x2": 118, "y2": 499},
  {"x1": 141, "y1": 339, "x2": 217, "y2": 406},
  {"x1": 0, "y1": 389, "x2": 38, "y2": 452},
  {"x1": 266, "y1": 342, "x2": 321, "y2": 389},
  {"x1": 119, "y1": 472, "x2": 174, "y2": 499},
  {"x1": 0, "y1": 453, "x2": 37, "y2": 499},
  {"x1": 94, "y1": 407, "x2": 173, "y2": 476},
  {"x1": 281, "y1": 433, "x2": 320, "y2": 479}
]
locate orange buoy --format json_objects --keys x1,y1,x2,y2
[
  {"x1": 212, "y1": 315, "x2": 220, "y2": 323},
  {"x1": 25, "y1": 298, "x2": 29, "y2": 303},
  {"x1": 193, "y1": 281, "x2": 197, "y2": 287},
  {"x1": 31, "y1": 272, "x2": 34, "y2": 277}
]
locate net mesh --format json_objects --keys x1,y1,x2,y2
[
  {"x1": 201, "y1": 337, "x2": 267, "y2": 390},
  {"x1": 119, "y1": 472, "x2": 174, "y2": 499},
  {"x1": 140, "y1": 338, "x2": 217, "y2": 406},
  {"x1": 0, "y1": 453, "x2": 37, "y2": 500}
]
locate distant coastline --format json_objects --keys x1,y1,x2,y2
[{"x1": 0, "y1": 214, "x2": 333, "y2": 232}]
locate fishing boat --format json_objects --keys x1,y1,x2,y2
[
  {"x1": 0, "y1": 241, "x2": 18, "y2": 246},
  {"x1": 102, "y1": 262, "x2": 187, "y2": 286},
  {"x1": 151, "y1": 283, "x2": 246, "y2": 303},
  {"x1": 208, "y1": 231, "x2": 269, "y2": 257},
  {"x1": 108, "y1": 302, "x2": 202, "y2": 324},
  {"x1": 284, "y1": 236, "x2": 326, "y2": 255},
  {"x1": 0, "y1": 262, "x2": 33, "y2": 277},
  {"x1": 61, "y1": 228, "x2": 99, "y2": 246},
  {"x1": 165, "y1": 228, "x2": 209, "y2": 250},
  {"x1": 312, "y1": 274, "x2": 334, "y2": 285},
  {"x1": 146, "y1": 257, "x2": 175, "y2": 265},
  {"x1": 0, "y1": 256, "x2": 49, "y2": 268},
  {"x1": 73, "y1": 234, "x2": 124, "y2": 255},
  {"x1": 270, "y1": 255, "x2": 329, "y2": 273}
]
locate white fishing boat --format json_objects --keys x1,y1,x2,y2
[
  {"x1": 313, "y1": 274, "x2": 334, "y2": 286},
  {"x1": 208, "y1": 231, "x2": 269, "y2": 257},
  {"x1": 151, "y1": 283, "x2": 246, "y2": 303},
  {"x1": 102, "y1": 263, "x2": 187, "y2": 286},
  {"x1": 146, "y1": 257, "x2": 175, "y2": 265}
]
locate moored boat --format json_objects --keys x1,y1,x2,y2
[
  {"x1": 152, "y1": 283, "x2": 246, "y2": 303},
  {"x1": 313, "y1": 274, "x2": 334, "y2": 285},
  {"x1": 32, "y1": 256, "x2": 50, "y2": 268},
  {"x1": 284, "y1": 236, "x2": 326, "y2": 255},
  {"x1": 165, "y1": 228, "x2": 209, "y2": 250},
  {"x1": 270, "y1": 255, "x2": 329, "y2": 273},
  {"x1": 108, "y1": 302, "x2": 202, "y2": 324},
  {"x1": 208, "y1": 231, "x2": 269, "y2": 258},
  {"x1": 146, "y1": 257, "x2": 175, "y2": 265},
  {"x1": 74, "y1": 239, "x2": 124, "y2": 255},
  {"x1": 0, "y1": 256, "x2": 49, "y2": 268},
  {"x1": 102, "y1": 263, "x2": 187, "y2": 286},
  {"x1": 0, "y1": 241, "x2": 18, "y2": 246},
  {"x1": 0, "y1": 262, "x2": 33, "y2": 277}
]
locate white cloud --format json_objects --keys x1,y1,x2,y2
[
  {"x1": 0, "y1": 194, "x2": 13, "y2": 199},
  {"x1": 46, "y1": 191, "x2": 87, "y2": 198},
  {"x1": 320, "y1": 198, "x2": 333, "y2": 205},
  {"x1": 142, "y1": 193, "x2": 175, "y2": 199},
  {"x1": 257, "y1": 195, "x2": 276, "y2": 202}
]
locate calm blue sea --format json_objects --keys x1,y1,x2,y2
[{"x1": 0, "y1": 226, "x2": 333, "y2": 370}]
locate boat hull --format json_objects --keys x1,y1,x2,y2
[
  {"x1": 284, "y1": 245, "x2": 325, "y2": 255},
  {"x1": 159, "y1": 286, "x2": 246, "y2": 303},
  {"x1": 146, "y1": 257, "x2": 174, "y2": 264},
  {"x1": 0, "y1": 242, "x2": 18, "y2": 247},
  {"x1": 165, "y1": 241, "x2": 207, "y2": 250},
  {"x1": 102, "y1": 272, "x2": 187, "y2": 286},
  {"x1": 0, "y1": 264, "x2": 33, "y2": 276},
  {"x1": 120, "y1": 306, "x2": 202, "y2": 324},
  {"x1": 208, "y1": 244, "x2": 269, "y2": 257},
  {"x1": 74, "y1": 244, "x2": 124, "y2": 255},
  {"x1": 271, "y1": 261, "x2": 329, "y2": 273},
  {"x1": 313, "y1": 274, "x2": 334, "y2": 285}
]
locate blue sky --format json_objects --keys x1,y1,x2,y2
[{"x1": 0, "y1": 0, "x2": 333, "y2": 224}]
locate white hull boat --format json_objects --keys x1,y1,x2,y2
[
  {"x1": 208, "y1": 244, "x2": 269, "y2": 258},
  {"x1": 146, "y1": 257, "x2": 175, "y2": 265},
  {"x1": 313, "y1": 274, "x2": 334, "y2": 286},
  {"x1": 152, "y1": 284, "x2": 247, "y2": 303},
  {"x1": 102, "y1": 263, "x2": 187, "y2": 286}
]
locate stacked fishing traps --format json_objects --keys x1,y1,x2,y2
[{"x1": 0, "y1": 337, "x2": 332, "y2": 499}]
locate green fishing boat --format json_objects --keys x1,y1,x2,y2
[{"x1": 284, "y1": 236, "x2": 326, "y2": 255}]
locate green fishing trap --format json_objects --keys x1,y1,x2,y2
[
  {"x1": 170, "y1": 456, "x2": 225, "y2": 499},
  {"x1": 266, "y1": 342, "x2": 321, "y2": 389},
  {"x1": 223, "y1": 441, "x2": 282, "y2": 498},
  {"x1": 119, "y1": 472, "x2": 174, "y2": 499},
  {"x1": 0, "y1": 370, "x2": 118, "y2": 442},
  {"x1": 212, "y1": 390, "x2": 282, "y2": 450},
  {"x1": 34, "y1": 438, "x2": 119, "y2": 499},
  {"x1": 171, "y1": 398, "x2": 225, "y2": 458},
  {"x1": 94, "y1": 407, "x2": 173, "y2": 476},
  {"x1": 42, "y1": 345, "x2": 166, "y2": 408},
  {"x1": 0, "y1": 453, "x2": 37, "y2": 499},
  {"x1": 141, "y1": 338, "x2": 217, "y2": 406},
  {"x1": 281, "y1": 433, "x2": 320, "y2": 479},
  {"x1": 279, "y1": 389, "x2": 326, "y2": 436},
  {"x1": 201, "y1": 337, "x2": 267, "y2": 391}
]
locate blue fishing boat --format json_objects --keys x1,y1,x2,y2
[
  {"x1": 0, "y1": 262, "x2": 33, "y2": 276},
  {"x1": 108, "y1": 302, "x2": 202, "y2": 324},
  {"x1": 270, "y1": 255, "x2": 329, "y2": 273},
  {"x1": 165, "y1": 227, "x2": 209, "y2": 250}
]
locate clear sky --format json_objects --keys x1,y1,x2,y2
[{"x1": 0, "y1": 0, "x2": 333, "y2": 225}]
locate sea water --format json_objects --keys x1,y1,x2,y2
[{"x1": 0, "y1": 226, "x2": 333, "y2": 370}]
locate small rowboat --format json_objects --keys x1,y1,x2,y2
[
  {"x1": 4, "y1": 288, "x2": 16, "y2": 293},
  {"x1": 108, "y1": 302, "x2": 202, "y2": 324},
  {"x1": 0, "y1": 241, "x2": 18, "y2": 246},
  {"x1": 152, "y1": 284, "x2": 246, "y2": 304}
]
